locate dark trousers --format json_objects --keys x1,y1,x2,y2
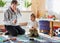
[{"x1": 5, "y1": 25, "x2": 25, "y2": 36}]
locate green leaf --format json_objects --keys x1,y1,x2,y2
[
  {"x1": 24, "y1": 0, "x2": 32, "y2": 8},
  {"x1": 27, "y1": 3, "x2": 32, "y2": 8},
  {"x1": 0, "y1": 0, "x2": 6, "y2": 7}
]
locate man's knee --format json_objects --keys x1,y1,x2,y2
[
  {"x1": 11, "y1": 32, "x2": 18, "y2": 36},
  {"x1": 19, "y1": 29, "x2": 25, "y2": 35},
  {"x1": 22, "y1": 29, "x2": 25, "y2": 34}
]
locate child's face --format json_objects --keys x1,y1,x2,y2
[{"x1": 31, "y1": 16, "x2": 35, "y2": 21}]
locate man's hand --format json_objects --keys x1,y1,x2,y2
[{"x1": 12, "y1": 19, "x2": 17, "y2": 24}]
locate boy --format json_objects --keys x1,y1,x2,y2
[{"x1": 20, "y1": 13, "x2": 39, "y2": 37}]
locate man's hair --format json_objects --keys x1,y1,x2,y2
[
  {"x1": 11, "y1": 0, "x2": 18, "y2": 4},
  {"x1": 31, "y1": 13, "x2": 36, "y2": 18}
]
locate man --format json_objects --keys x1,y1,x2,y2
[{"x1": 4, "y1": 0, "x2": 25, "y2": 36}]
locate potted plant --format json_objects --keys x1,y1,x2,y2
[
  {"x1": 24, "y1": 0, "x2": 32, "y2": 8},
  {"x1": 0, "y1": 0, "x2": 6, "y2": 7},
  {"x1": 0, "y1": 0, "x2": 6, "y2": 12}
]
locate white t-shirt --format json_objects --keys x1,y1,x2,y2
[{"x1": 27, "y1": 20, "x2": 38, "y2": 28}]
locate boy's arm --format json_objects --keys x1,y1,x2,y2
[{"x1": 19, "y1": 22, "x2": 28, "y2": 26}]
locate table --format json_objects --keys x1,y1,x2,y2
[{"x1": 39, "y1": 19, "x2": 60, "y2": 37}]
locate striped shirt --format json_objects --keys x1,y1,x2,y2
[{"x1": 4, "y1": 7, "x2": 21, "y2": 25}]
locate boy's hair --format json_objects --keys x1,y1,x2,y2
[
  {"x1": 11, "y1": 0, "x2": 18, "y2": 4},
  {"x1": 31, "y1": 13, "x2": 36, "y2": 18}
]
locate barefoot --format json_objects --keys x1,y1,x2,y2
[{"x1": 10, "y1": 37, "x2": 16, "y2": 41}]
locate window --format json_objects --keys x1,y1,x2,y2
[
  {"x1": 53, "y1": 0, "x2": 60, "y2": 14},
  {"x1": 46, "y1": 0, "x2": 60, "y2": 14},
  {"x1": 1, "y1": 0, "x2": 31, "y2": 11}
]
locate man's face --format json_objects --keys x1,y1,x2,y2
[{"x1": 11, "y1": 3, "x2": 17, "y2": 9}]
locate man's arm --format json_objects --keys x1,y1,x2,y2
[
  {"x1": 17, "y1": 8, "x2": 22, "y2": 16},
  {"x1": 4, "y1": 10, "x2": 10, "y2": 22},
  {"x1": 19, "y1": 22, "x2": 28, "y2": 26}
]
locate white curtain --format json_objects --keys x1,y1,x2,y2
[{"x1": 46, "y1": 0, "x2": 53, "y2": 11}]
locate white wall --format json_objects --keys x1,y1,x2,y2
[{"x1": 46, "y1": 0, "x2": 60, "y2": 20}]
